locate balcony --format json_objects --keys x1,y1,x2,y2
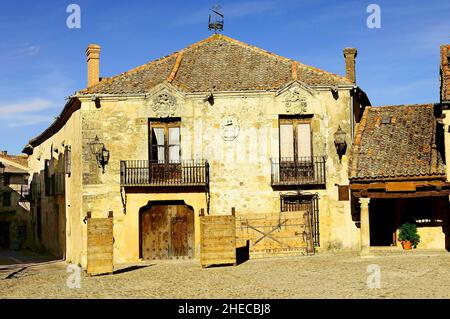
[
  {"x1": 120, "y1": 160, "x2": 209, "y2": 187},
  {"x1": 271, "y1": 156, "x2": 326, "y2": 187}
]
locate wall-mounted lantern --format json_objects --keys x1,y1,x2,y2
[
  {"x1": 88, "y1": 135, "x2": 110, "y2": 173},
  {"x1": 204, "y1": 92, "x2": 214, "y2": 106},
  {"x1": 334, "y1": 125, "x2": 347, "y2": 163}
]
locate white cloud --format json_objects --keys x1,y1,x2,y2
[
  {"x1": 19, "y1": 45, "x2": 41, "y2": 56},
  {"x1": 0, "y1": 98, "x2": 55, "y2": 117},
  {"x1": 0, "y1": 98, "x2": 58, "y2": 127},
  {"x1": 8, "y1": 114, "x2": 54, "y2": 127}
]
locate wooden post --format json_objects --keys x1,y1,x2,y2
[
  {"x1": 108, "y1": 211, "x2": 113, "y2": 218},
  {"x1": 231, "y1": 207, "x2": 235, "y2": 217},
  {"x1": 359, "y1": 198, "x2": 371, "y2": 256},
  {"x1": 200, "y1": 208, "x2": 205, "y2": 217}
]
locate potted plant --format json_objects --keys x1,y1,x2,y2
[{"x1": 398, "y1": 222, "x2": 420, "y2": 250}]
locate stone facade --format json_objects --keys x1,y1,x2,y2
[{"x1": 25, "y1": 35, "x2": 370, "y2": 266}]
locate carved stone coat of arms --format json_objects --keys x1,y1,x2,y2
[
  {"x1": 151, "y1": 92, "x2": 177, "y2": 118},
  {"x1": 284, "y1": 88, "x2": 308, "y2": 114}
]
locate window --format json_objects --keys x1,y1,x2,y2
[
  {"x1": 64, "y1": 146, "x2": 72, "y2": 176},
  {"x1": 3, "y1": 174, "x2": 10, "y2": 186},
  {"x1": 279, "y1": 117, "x2": 312, "y2": 160},
  {"x1": 277, "y1": 117, "x2": 315, "y2": 184},
  {"x1": 149, "y1": 120, "x2": 181, "y2": 164},
  {"x1": 2, "y1": 192, "x2": 11, "y2": 207},
  {"x1": 44, "y1": 160, "x2": 50, "y2": 196}
]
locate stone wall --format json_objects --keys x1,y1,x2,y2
[
  {"x1": 78, "y1": 82, "x2": 360, "y2": 263},
  {"x1": 27, "y1": 109, "x2": 83, "y2": 264}
]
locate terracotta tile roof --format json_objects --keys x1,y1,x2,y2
[
  {"x1": 0, "y1": 153, "x2": 28, "y2": 168},
  {"x1": 78, "y1": 34, "x2": 353, "y2": 95},
  {"x1": 3, "y1": 163, "x2": 28, "y2": 174},
  {"x1": 349, "y1": 104, "x2": 446, "y2": 181},
  {"x1": 440, "y1": 45, "x2": 450, "y2": 102}
]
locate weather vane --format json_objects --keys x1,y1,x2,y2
[{"x1": 208, "y1": 4, "x2": 224, "y2": 34}]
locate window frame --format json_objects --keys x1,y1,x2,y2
[
  {"x1": 278, "y1": 117, "x2": 313, "y2": 161},
  {"x1": 148, "y1": 118, "x2": 181, "y2": 164}
]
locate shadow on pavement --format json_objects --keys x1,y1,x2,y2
[
  {"x1": 113, "y1": 265, "x2": 153, "y2": 275},
  {"x1": 0, "y1": 249, "x2": 61, "y2": 267}
]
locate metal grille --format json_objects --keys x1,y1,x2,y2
[
  {"x1": 281, "y1": 193, "x2": 320, "y2": 247},
  {"x1": 271, "y1": 157, "x2": 326, "y2": 186},
  {"x1": 120, "y1": 159, "x2": 209, "y2": 186}
]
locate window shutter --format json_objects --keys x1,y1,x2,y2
[
  {"x1": 297, "y1": 123, "x2": 312, "y2": 158},
  {"x1": 280, "y1": 124, "x2": 294, "y2": 159},
  {"x1": 338, "y1": 185, "x2": 350, "y2": 201},
  {"x1": 65, "y1": 146, "x2": 72, "y2": 176}
]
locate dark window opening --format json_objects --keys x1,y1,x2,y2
[
  {"x1": 2, "y1": 192, "x2": 11, "y2": 207},
  {"x1": 3, "y1": 174, "x2": 10, "y2": 186}
]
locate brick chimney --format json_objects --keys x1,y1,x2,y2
[
  {"x1": 86, "y1": 44, "x2": 101, "y2": 87},
  {"x1": 440, "y1": 45, "x2": 450, "y2": 102},
  {"x1": 343, "y1": 48, "x2": 358, "y2": 84}
]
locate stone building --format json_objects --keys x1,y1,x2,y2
[
  {"x1": 0, "y1": 151, "x2": 31, "y2": 250},
  {"x1": 348, "y1": 45, "x2": 450, "y2": 254},
  {"x1": 23, "y1": 34, "x2": 371, "y2": 266}
]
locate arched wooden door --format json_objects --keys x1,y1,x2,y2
[{"x1": 141, "y1": 203, "x2": 194, "y2": 259}]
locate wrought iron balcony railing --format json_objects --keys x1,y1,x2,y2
[
  {"x1": 120, "y1": 160, "x2": 209, "y2": 187},
  {"x1": 271, "y1": 156, "x2": 326, "y2": 186}
]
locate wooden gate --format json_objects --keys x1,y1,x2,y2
[
  {"x1": 141, "y1": 204, "x2": 194, "y2": 259},
  {"x1": 235, "y1": 211, "x2": 314, "y2": 258},
  {"x1": 87, "y1": 212, "x2": 114, "y2": 276},
  {"x1": 200, "y1": 211, "x2": 236, "y2": 268}
]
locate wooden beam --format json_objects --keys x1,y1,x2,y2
[
  {"x1": 350, "y1": 181, "x2": 450, "y2": 191},
  {"x1": 350, "y1": 175, "x2": 446, "y2": 183},
  {"x1": 385, "y1": 182, "x2": 416, "y2": 192},
  {"x1": 352, "y1": 190, "x2": 450, "y2": 199}
]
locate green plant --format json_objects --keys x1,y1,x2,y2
[{"x1": 398, "y1": 223, "x2": 420, "y2": 247}]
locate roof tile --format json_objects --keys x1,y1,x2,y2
[
  {"x1": 78, "y1": 34, "x2": 353, "y2": 95},
  {"x1": 349, "y1": 104, "x2": 446, "y2": 180}
]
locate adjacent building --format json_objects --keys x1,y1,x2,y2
[
  {"x1": 349, "y1": 104, "x2": 449, "y2": 253},
  {"x1": 0, "y1": 151, "x2": 31, "y2": 250}
]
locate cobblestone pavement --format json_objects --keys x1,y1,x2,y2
[{"x1": 1, "y1": 250, "x2": 449, "y2": 299}]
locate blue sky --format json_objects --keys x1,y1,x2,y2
[{"x1": 0, "y1": 0, "x2": 449, "y2": 154}]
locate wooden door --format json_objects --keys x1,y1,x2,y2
[
  {"x1": 142, "y1": 205, "x2": 169, "y2": 259},
  {"x1": 141, "y1": 204, "x2": 194, "y2": 259},
  {"x1": 170, "y1": 205, "x2": 194, "y2": 257}
]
